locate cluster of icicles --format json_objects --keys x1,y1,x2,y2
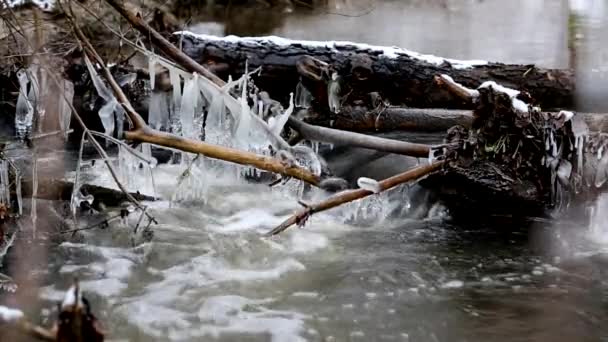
[
  {"x1": 9, "y1": 64, "x2": 72, "y2": 238},
  {"x1": 69, "y1": 52, "x2": 325, "y2": 209}
]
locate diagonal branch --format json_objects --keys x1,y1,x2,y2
[
  {"x1": 104, "y1": 0, "x2": 225, "y2": 87},
  {"x1": 266, "y1": 161, "x2": 444, "y2": 236},
  {"x1": 68, "y1": 10, "x2": 322, "y2": 186}
]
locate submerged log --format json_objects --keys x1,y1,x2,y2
[{"x1": 176, "y1": 33, "x2": 575, "y2": 111}]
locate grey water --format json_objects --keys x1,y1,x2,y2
[{"x1": 15, "y1": 0, "x2": 608, "y2": 341}]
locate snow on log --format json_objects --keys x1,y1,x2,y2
[{"x1": 175, "y1": 32, "x2": 574, "y2": 111}]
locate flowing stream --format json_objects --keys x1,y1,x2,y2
[{"x1": 5, "y1": 0, "x2": 608, "y2": 341}]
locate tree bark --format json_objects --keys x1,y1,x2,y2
[{"x1": 177, "y1": 33, "x2": 575, "y2": 111}]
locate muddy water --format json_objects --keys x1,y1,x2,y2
[{"x1": 32, "y1": 0, "x2": 608, "y2": 341}]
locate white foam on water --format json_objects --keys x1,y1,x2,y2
[
  {"x1": 440, "y1": 280, "x2": 464, "y2": 289},
  {"x1": 0, "y1": 306, "x2": 24, "y2": 322},
  {"x1": 172, "y1": 295, "x2": 308, "y2": 342}
]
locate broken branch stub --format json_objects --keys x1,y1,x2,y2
[{"x1": 266, "y1": 161, "x2": 444, "y2": 236}]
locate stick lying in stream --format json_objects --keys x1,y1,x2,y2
[{"x1": 265, "y1": 161, "x2": 444, "y2": 236}]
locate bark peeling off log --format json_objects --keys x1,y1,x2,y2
[{"x1": 176, "y1": 33, "x2": 575, "y2": 110}]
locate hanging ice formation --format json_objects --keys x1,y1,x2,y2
[
  {"x1": 148, "y1": 54, "x2": 158, "y2": 90},
  {"x1": 328, "y1": 72, "x2": 341, "y2": 113},
  {"x1": 180, "y1": 73, "x2": 201, "y2": 139},
  {"x1": 58, "y1": 79, "x2": 74, "y2": 139},
  {"x1": 295, "y1": 79, "x2": 312, "y2": 108},
  {"x1": 118, "y1": 143, "x2": 157, "y2": 194},
  {"x1": 268, "y1": 93, "x2": 294, "y2": 136},
  {"x1": 14, "y1": 67, "x2": 39, "y2": 140},
  {"x1": 151, "y1": 55, "x2": 324, "y2": 187},
  {"x1": 0, "y1": 159, "x2": 9, "y2": 206},
  {"x1": 84, "y1": 55, "x2": 119, "y2": 136},
  {"x1": 148, "y1": 91, "x2": 170, "y2": 130}
]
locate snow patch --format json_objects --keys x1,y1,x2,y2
[
  {"x1": 175, "y1": 32, "x2": 488, "y2": 69},
  {"x1": 479, "y1": 81, "x2": 528, "y2": 113}
]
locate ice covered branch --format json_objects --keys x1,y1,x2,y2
[
  {"x1": 266, "y1": 161, "x2": 444, "y2": 236},
  {"x1": 70, "y1": 10, "x2": 323, "y2": 187}
]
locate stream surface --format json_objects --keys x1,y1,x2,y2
[{"x1": 14, "y1": 0, "x2": 608, "y2": 341}]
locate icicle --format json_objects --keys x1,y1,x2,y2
[
  {"x1": 557, "y1": 160, "x2": 572, "y2": 186},
  {"x1": 180, "y1": 73, "x2": 200, "y2": 139},
  {"x1": 98, "y1": 99, "x2": 117, "y2": 136},
  {"x1": 84, "y1": 55, "x2": 117, "y2": 136},
  {"x1": 235, "y1": 74, "x2": 253, "y2": 148},
  {"x1": 70, "y1": 134, "x2": 86, "y2": 219},
  {"x1": 59, "y1": 79, "x2": 74, "y2": 139},
  {"x1": 0, "y1": 160, "x2": 9, "y2": 206},
  {"x1": 31, "y1": 158, "x2": 38, "y2": 237},
  {"x1": 14, "y1": 69, "x2": 35, "y2": 140},
  {"x1": 295, "y1": 80, "x2": 312, "y2": 108},
  {"x1": 595, "y1": 152, "x2": 608, "y2": 188},
  {"x1": 257, "y1": 100, "x2": 264, "y2": 117},
  {"x1": 328, "y1": 72, "x2": 341, "y2": 113},
  {"x1": 115, "y1": 105, "x2": 125, "y2": 138},
  {"x1": 357, "y1": 177, "x2": 381, "y2": 193},
  {"x1": 269, "y1": 92, "x2": 294, "y2": 136},
  {"x1": 14, "y1": 170, "x2": 22, "y2": 216},
  {"x1": 169, "y1": 66, "x2": 182, "y2": 113},
  {"x1": 148, "y1": 92, "x2": 163, "y2": 130},
  {"x1": 148, "y1": 54, "x2": 158, "y2": 90}
]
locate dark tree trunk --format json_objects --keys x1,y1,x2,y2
[{"x1": 177, "y1": 34, "x2": 575, "y2": 111}]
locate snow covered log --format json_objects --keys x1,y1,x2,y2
[{"x1": 176, "y1": 33, "x2": 575, "y2": 112}]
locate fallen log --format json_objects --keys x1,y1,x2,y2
[{"x1": 176, "y1": 33, "x2": 575, "y2": 111}]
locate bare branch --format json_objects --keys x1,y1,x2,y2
[{"x1": 266, "y1": 161, "x2": 444, "y2": 236}]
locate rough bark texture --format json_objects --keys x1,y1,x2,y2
[{"x1": 177, "y1": 34, "x2": 575, "y2": 111}]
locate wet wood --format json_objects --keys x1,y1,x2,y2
[
  {"x1": 266, "y1": 161, "x2": 444, "y2": 236},
  {"x1": 287, "y1": 117, "x2": 431, "y2": 157},
  {"x1": 177, "y1": 34, "x2": 575, "y2": 110}
]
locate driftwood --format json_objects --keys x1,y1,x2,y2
[{"x1": 177, "y1": 33, "x2": 575, "y2": 112}]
